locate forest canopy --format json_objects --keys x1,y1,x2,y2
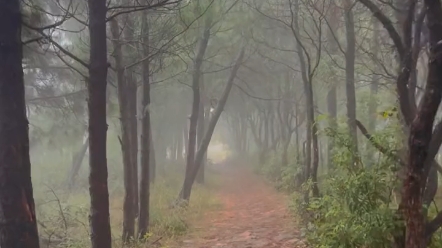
[{"x1": 0, "y1": 0, "x2": 441, "y2": 248}]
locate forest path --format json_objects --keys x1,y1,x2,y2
[{"x1": 176, "y1": 163, "x2": 306, "y2": 248}]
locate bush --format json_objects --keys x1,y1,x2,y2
[
  {"x1": 291, "y1": 129, "x2": 402, "y2": 248},
  {"x1": 255, "y1": 146, "x2": 304, "y2": 192},
  {"x1": 303, "y1": 165, "x2": 400, "y2": 248}
]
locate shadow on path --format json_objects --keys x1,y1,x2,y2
[{"x1": 177, "y1": 163, "x2": 306, "y2": 248}]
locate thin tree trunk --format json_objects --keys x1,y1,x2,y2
[
  {"x1": 309, "y1": 87, "x2": 319, "y2": 198},
  {"x1": 281, "y1": 75, "x2": 291, "y2": 166},
  {"x1": 183, "y1": 125, "x2": 189, "y2": 161},
  {"x1": 128, "y1": 83, "x2": 138, "y2": 217},
  {"x1": 138, "y1": 11, "x2": 151, "y2": 238},
  {"x1": 196, "y1": 83, "x2": 205, "y2": 184},
  {"x1": 326, "y1": 2, "x2": 338, "y2": 170},
  {"x1": 344, "y1": 0, "x2": 358, "y2": 162},
  {"x1": 177, "y1": 129, "x2": 183, "y2": 163},
  {"x1": 294, "y1": 105, "x2": 300, "y2": 159},
  {"x1": 367, "y1": 18, "x2": 380, "y2": 167},
  {"x1": 110, "y1": 19, "x2": 135, "y2": 242},
  {"x1": 183, "y1": 27, "x2": 210, "y2": 198},
  {"x1": 122, "y1": 11, "x2": 139, "y2": 218},
  {"x1": 326, "y1": 87, "x2": 337, "y2": 169},
  {"x1": 68, "y1": 135, "x2": 89, "y2": 190},
  {"x1": 180, "y1": 47, "x2": 245, "y2": 201},
  {"x1": 149, "y1": 125, "x2": 156, "y2": 183},
  {"x1": 87, "y1": 0, "x2": 112, "y2": 246},
  {"x1": 293, "y1": 0, "x2": 318, "y2": 198},
  {"x1": 0, "y1": 1, "x2": 40, "y2": 246}
]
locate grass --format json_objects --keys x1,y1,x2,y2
[
  {"x1": 33, "y1": 161, "x2": 222, "y2": 248},
  {"x1": 30, "y1": 130, "x2": 228, "y2": 247}
]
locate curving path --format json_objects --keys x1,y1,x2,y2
[{"x1": 177, "y1": 163, "x2": 306, "y2": 248}]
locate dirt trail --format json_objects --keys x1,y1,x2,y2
[{"x1": 177, "y1": 164, "x2": 306, "y2": 248}]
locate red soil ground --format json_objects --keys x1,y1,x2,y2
[{"x1": 176, "y1": 164, "x2": 306, "y2": 248}]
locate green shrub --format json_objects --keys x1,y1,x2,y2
[
  {"x1": 291, "y1": 129, "x2": 402, "y2": 248},
  {"x1": 304, "y1": 165, "x2": 399, "y2": 248},
  {"x1": 255, "y1": 147, "x2": 304, "y2": 192}
]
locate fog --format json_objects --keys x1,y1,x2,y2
[{"x1": 0, "y1": 0, "x2": 440, "y2": 247}]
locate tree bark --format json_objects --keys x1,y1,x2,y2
[
  {"x1": 180, "y1": 47, "x2": 245, "y2": 201},
  {"x1": 367, "y1": 17, "x2": 380, "y2": 167},
  {"x1": 196, "y1": 81, "x2": 206, "y2": 184},
  {"x1": 138, "y1": 10, "x2": 151, "y2": 238},
  {"x1": 121, "y1": 9, "x2": 139, "y2": 219},
  {"x1": 326, "y1": 0, "x2": 339, "y2": 170},
  {"x1": 293, "y1": 0, "x2": 319, "y2": 198},
  {"x1": 87, "y1": 0, "x2": 112, "y2": 246},
  {"x1": 128, "y1": 81, "x2": 138, "y2": 217},
  {"x1": 183, "y1": 124, "x2": 189, "y2": 162},
  {"x1": 402, "y1": 1, "x2": 442, "y2": 247},
  {"x1": 183, "y1": 27, "x2": 210, "y2": 198},
  {"x1": 344, "y1": 0, "x2": 358, "y2": 162},
  {"x1": 177, "y1": 128, "x2": 183, "y2": 163},
  {"x1": 110, "y1": 19, "x2": 135, "y2": 242},
  {"x1": 149, "y1": 125, "x2": 156, "y2": 183},
  {"x1": 0, "y1": 1, "x2": 40, "y2": 246}
]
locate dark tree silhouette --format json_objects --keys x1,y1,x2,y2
[
  {"x1": 87, "y1": 0, "x2": 112, "y2": 247},
  {"x1": 0, "y1": 0, "x2": 40, "y2": 247}
]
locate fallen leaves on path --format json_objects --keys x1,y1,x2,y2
[{"x1": 177, "y1": 164, "x2": 306, "y2": 248}]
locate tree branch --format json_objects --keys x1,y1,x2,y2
[
  {"x1": 355, "y1": 119, "x2": 406, "y2": 166},
  {"x1": 357, "y1": 0, "x2": 405, "y2": 60}
]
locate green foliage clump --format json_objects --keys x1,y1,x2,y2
[
  {"x1": 304, "y1": 165, "x2": 399, "y2": 248},
  {"x1": 292, "y1": 129, "x2": 403, "y2": 248},
  {"x1": 255, "y1": 147, "x2": 303, "y2": 192}
]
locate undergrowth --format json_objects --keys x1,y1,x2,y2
[
  {"x1": 254, "y1": 146, "x2": 303, "y2": 193},
  {"x1": 252, "y1": 125, "x2": 442, "y2": 247},
  {"x1": 35, "y1": 167, "x2": 221, "y2": 247},
  {"x1": 32, "y1": 136, "x2": 221, "y2": 248}
]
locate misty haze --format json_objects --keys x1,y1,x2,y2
[{"x1": 0, "y1": 0, "x2": 440, "y2": 247}]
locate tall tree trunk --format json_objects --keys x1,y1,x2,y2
[
  {"x1": 196, "y1": 82, "x2": 205, "y2": 184},
  {"x1": 110, "y1": 19, "x2": 135, "y2": 242},
  {"x1": 282, "y1": 76, "x2": 292, "y2": 167},
  {"x1": 0, "y1": 1, "x2": 40, "y2": 246},
  {"x1": 309, "y1": 86, "x2": 319, "y2": 198},
  {"x1": 68, "y1": 135, "x2": 89, "y2": 190},
  {"x1": 293, "y1": 0, "x2": 319, "y2": 198},
  {"x1": 177, "y1": 128, "x2": 183, "y2": 163},
  {"x1": 204, "y1": 107, "x2": 211, "y2": 161},
  {"x1": 402, "y1": 1, "x2": 442, "y2": 247},
  {"x1": 326, "y1": 1, "x2": 339, "y2": 170},
  {"x1": 344, "y1": 0, "x2": 358, "y2": 162},
  {"x1": 367, "y1": 18, "x2": 380, "y2": 167},
  {"x1": 87, "y1": 0, "x2": 112, "y2": 246},
  {"x1": 138, "y1": 11, "x2": 151, "y2": 238},
  {"x1": 149, "y1": 125, "x2": 156, "y2": 183},
  {"x1": 122, "y1": 10, "x2": 139, "y2": 219},
  {"x1": 183, "y1": 27, "x2": 210, "y2": 198},
  {"x1": 326, "y1": 88, "x2": 337, "y2": 168},
  {"x1": 183, "y1": 124, "x2": 189, "y2": 161},
  {"x1": 128, "y1": 82, "x2": 138, "y2": 216},
  {"x1": 180, "y1": 48, "x2": 245, "y2": 201},
  {"x1": 294, "y1": 105, "x2": 300, "y2": 159}
]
